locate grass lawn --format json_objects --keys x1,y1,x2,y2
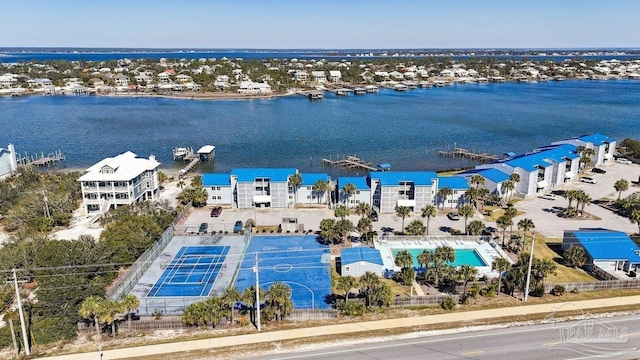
[
  {"x1": 531, "y1": 235, "x2": 596, "y2": 283},
  {"x1": 484, "y1": 206, "x2": 525, "y2": 221}
]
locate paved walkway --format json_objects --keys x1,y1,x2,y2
[{"x1": 35, "y1": 295, "x2": 640, "y2": 360}]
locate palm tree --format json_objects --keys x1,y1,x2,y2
[
  {"x1": 630, "y1": 209, "x2": 640, "y2": 234},
  {"x1": 342, "y1": 183, "x2": 356, "y2": 208},
  {"x1": 467, "y1": 220, "x2": 485, "y2": 235},
  {"x1": 177, "y1": 180, "x2": 186, "y2": 191},
  {"x1": 266, "y1": 282, "x2": 293, "y2": 321},
  {"x1": 357, "y1": 217, "x2": 373, "y2": 243},
  {"x1": 190, "y1": 175, "x2": 203, "y2": 188},
  {"x1": 394, "y1": 250, "x2": 414, "y2": 269},
  {"x1": 470, "y1": 174, "x2": 485, "y2": 189},
  {"x1": 532, "y1": 258, "x2": 557, "y2": 290},
  {"x1": 437, "y1": 187, "x2": 453, "y2": 209},
  {"x1": 577, "y1": 146, "x2": 596, "y2": 172},
  {"x1": 477, "y1": 188, "x2": 490, "y2": 212},
  {"x1": 427, "y1": 257, "x2": 447, "y2": 287},
  {"x1": 289, "y1": 173, "x2": 303, "y2": 207},
  {"x1": 465, "y1": 187, "x2": 479, "y2": 208},
  {"x1": 458, "y1": 264, "x2": 478, "y2": 295},
  {"x1": 421, "y1": 205, "x2": 437, "y2": 235},
  {"x1": 496, "y1": 214, "x2": 512, "y2": 247},
  {"x1": 406, "y1": 219, "x2": 426, "y2": 235},
  {"x1": 563, "y1": 245, "x2": 587, "y2": 268},
  {"x1": 119, "y1": 294, "x2": 140, "y2": 331},
  {"x1": 396, "y1": 206, "x2": 411, "y2": 231},
  {"x1": 79, "y1": 295, "x2": 105, "y2": 336},
  {"x1": 517, "y1": 218, "x2": 535, "y2": 252},
  {"x1": 417, "y1": 250, "x2": 433, "y2": 273},
  {"x1": 458, "y1": 204, "x2": 474, "y2": 234},
  {"x1": 614, "y1": 179, "x2": 629, "y2": 200},
  {"x1": 98, "y1": 300, "x2": 125, "y2": 338},
  {"x1": 335, "y1": 275, "x2": 357, "y2": 301},
  {"x1": 503, "y1": 206, "x2": 517, "y2": 234},
  {"x1": 221, "y1": 286, "x2": 241, "y2": 324},
  {"x1": 334, "y1": 204, "x2": 349, "y2": 220},
  {"x1": 355, "y1": 201, "x2": 371, "y2": 219},
  {"x1": 359, "y1": 271, "x2": 381, "y2": 308},
  {"x1": 313, "y1": 179, "x2": 328, "y2": 204},
  {"x1": 501, "y1": 180, "x2": 515, "y2": 202},
  {"x1": 575, "y1": 190, "x2": 591, "y2": 217},
  {"x1": 336, "y1": 219, "x2": 354, "y2": 243},
  {"x1": 435, "y1": 245, "x2": 456, "y2": 264},
  {"x1": 491, "y1": 257, "x2": 511, "y2": 294},
  {"x1": 562, "y1": 189, "x2": 578, "y2": 208}
]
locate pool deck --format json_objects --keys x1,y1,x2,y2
[
  {"x1": 129, "y1": 234, "x2": 247, "y2": 315},
  {"x1": 374, "y1": 235, "x2": 512, "y2": 278}
]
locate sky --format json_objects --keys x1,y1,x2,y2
[{"x1": 2, "y1": 0, "x2": 639, "y2": 49}]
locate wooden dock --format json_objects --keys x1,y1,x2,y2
[
  {"x1": 295, "y1": 91, "x2": 324, "y2": 100},
  {"x1": 322, "y1": 155, "x2": 379, "y2": 171},
  {"x1": 17, "y1": 150, "x2": 65, "y2": 167},
  {"x1": 437, "y1": 146, "x2": 499, "y2": 162}
]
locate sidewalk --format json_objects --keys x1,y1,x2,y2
[{"x1": 35, "y1": 295, "x2": 640, "y2": 360}]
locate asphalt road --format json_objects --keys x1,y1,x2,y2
[{"x1": 255, "y1": 314, "x2": 640, "y2": 360}]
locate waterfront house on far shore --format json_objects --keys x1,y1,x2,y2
[
  {"x1": 437, "y1": 176, "x2": 469, "y2": 209},
  {"x1": 370, "y1": 171, "x2": 439, "y2": 213},
  {"x1": 78, "y1": 152, "x2": 160, "y2": 215},
  {"x1": 338, "y1": 176, "x2": 371, "y2": 208},
  {"x1": 459, "y1": 168, "x2": 510, "y2": 197},
  {"x1": 0, "y1": 143, "x2": 18, "y2": 180},
  {"x1": 551, "y1": 133, "x2": 616, "y2": 166},
  {"x1": 237, "y1": 81, "x2": 272, "y2": 94}
]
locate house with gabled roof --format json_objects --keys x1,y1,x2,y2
[
  {"x1": 329, "y1": 70, "x2": 342, "y2": 83},
  {"x1": 203, "y1": 174, "x2": 233, "y2": 206},
  {"x1": 230, "y1": 168, "x2": 298, "y2": 209},
  {"x1": 437, "y1": 176, "x2": 470, "y2": 209},
  {"x1": 114, "y1": 74, "x2": 129, "y2": 87},
  {"x1": 369, "y1": 171, "x2": 438, "y2": 213},
  {"x1": 78, "y1": 152, "x2": 160, "y2": 214},
  {"x1": 337, "y1": 176, "x2": 371, "y2": 208},
  {"x1": 311, "y1": 71, "x2": 326, "y2": 84}
]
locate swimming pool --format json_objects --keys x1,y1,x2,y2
[{"x1": 392, "y1": 248, "x2": 487, "y2": 267}]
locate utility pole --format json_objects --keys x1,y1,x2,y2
[
  {"x1": 523, "y1": 233, "x2": 535, "y2": 303},
  {"x1": 254, "y1": 253, "x2": 261, "y2": 332},
  {"x1": 13, "y1": 269, "x2": 30, "y2": 355}
]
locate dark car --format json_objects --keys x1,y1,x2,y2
[
  {"x1": 233, "y1": 220, "x2": 244, "y2": 233},
  {"x1": 447, "y1": 212, "x2": 460, "y2": 221},
  {"x1": 210, "y1": 206, "x2": 222, "y2": 217},
  {"x1": 123, "y1": 312, "x2": 140, "y2": 321},
  {"x1": 198, "y1": 223, "x2": 208, "y2": 234},
  {"x1": 369, "y1": 211, "x2": 379, "y2": 222},
  {"x1": 592, "y1": 168, "x2": 606, "y2": 174}
]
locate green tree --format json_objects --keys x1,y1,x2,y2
[
  {"x1": 614, "y1": 179, "x2": 629, "y2": 200},
  {"x1": 517, "y1": 218, "x2": 535, "y2": 252},
  {"x1": 509, "y1": 173, "x2": 520, "y2": 183},
  {"x1": 335, "y1": 275, "x2": 357, "y2": 301},
  {"x1": 563, "y1": 245, "x2": 587, "y2": 268},
  {"x1": 470, "y1": 174, "x2": 485, "y2": 189},
  {"x1": 190, "y1": 175, "x2": 203, "y2": 188},
  {"x1": 420, "y1": 205, "x2": 437, "y2": 235},
  {"x1": 357, "y1": 217, "x2": 373, "y2": 243},
  {"x1": 435, "y1": 245, "x2": 456, "y2": 264},
  {"x1": 359, "y1": 271, "x2": 381, "y2": 308},
  {"x1": 491, "y1": 257, "x2": 511, "y2": 294},
  {"x1": 342, "y1": 183, "x2": 356, "y2": 208},
  {"x1": 98, "y1": 300, "x2": 125, "y2": 338},
  {"x1": 319, "y1": 218, "x2": 340, "y2": 244},
  {"x1": 336, "y1": 219, "x2": 354, "y2": 243},
  {"x1": 457, "y1": 264, "x2": 478, "y2": 295},
  {"x1": 496, "y1": 214, "x2": 513, "y2": 247},
  {"x1": 575, "y1": 190, "x2": 591, "y2": 217},
  {"x1": 394, "y1": 250, "x2": 414, "y2": 269},
  {"x1": 458, "y1": 204, "x2": 474, "y2": 234},
  {"x1": 437, "y1": 187, "x2": 453, "y2": 209},
  {"x1": 501, "y1": 180, "x2": 515, "y2": 202},
  {"x1": 79, "y1": 296, "x2": 105, "y2": 336},
  {"x1": 312, "y1": 179, "x2": 328, "y2": 204},
  {"x1": 289, "y1": 173, "x2": 303, "y2": 206},
  {"x1": 221, "y1": 286, "x2": 241, "y2": 324},
  {"x1": 405, "y1": 219, "x2": 426, "y2": 235},
  {"x1": 334, "y1": 204, "x2": 349, "y2": 220},
  {"x1": 630, "y1": 209, "x2": 640, "y2": 234},
  {"x1": 119, "y1": 294, "x2": 140, "y2": 331},
  {"x1": 417, "y1": 250, "x2": 433, "y2": 273},
  {"x1": 265, "y1": 282, "x2": 294, "y2": 321},
  {"x1": 467, "y1": 220, "x2": 485, "y2": 236},
  {"x1": 396, "y1": 206, "x2": 411, "y2": 231},
  {"x1": 355, "y1": 201, "x2": 371, "y2": 219}
]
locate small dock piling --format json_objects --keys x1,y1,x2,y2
[
  {"x1": 437, "y1": 146, "x2": 499, "y2": 162},
  {"x1": 17, "y1": 150, "x2": 65, "y2": 167},
  {"x1": 322, "y1": 155, "x2": 380, "y2": 172}
]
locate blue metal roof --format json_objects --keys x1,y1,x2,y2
[
  {"x1": 341, "y1": 247, "x2": 383, "y2": 266},
  {"x1": 437, "y1": 176, "x2": 469, "y2": 190},
  {"x1": 231, "y1": 168, "x2": 297, "y2": 182},
  {"x1": 460, "y1": 168, "x2": 510, "y2": 183},
  {"x1": 505, "y1": 146, "x2": 578, "y2": 171},
  {"x1": 338, "y1": 176, "x2": 370, "y2": 190},
  {"x1": 202, "y1": 173, "x2": 231, "y2": 186},
  {"x1": 300, "y1": 173, "x2": 330, "y2": 186},
  {"x1": 579, "y1": 133, "x2": 614, "y2": 145},
  {"x1": 570, "y1": 230, "x2": 640, "y2": 263},
  {"x1": 371, "y1": 171, "x2": 437, "y2": 186}
]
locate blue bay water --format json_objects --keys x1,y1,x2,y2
[{"x1": 1, "y1": 80, "x2": 639, "y2": 176}]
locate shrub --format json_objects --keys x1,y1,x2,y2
[
  {"x1": 551, "y1": 285, "x2": 566, "y2": 296},
  {"x1": 153, "y1": 309, "x2": 163, "y2": 320},
  {"x1": 237, "y1": 315, "x2": 250, "y2": 327},
  {"x1": 467, "y1": 284, "x2": 481, "y2": 299},
  {"x1": 479, "y1": 283, "x2": 497, "y2": 298},
  {"x1": 338, "y1": 300, "x2": 366, "y2": 316},
  {"x1": 571, "y1": 287, "x2": 580, "y2": 294},
  {"x1": 530, "y1": 286, "x2": 545, "y2": 297},
  {"x1": 441, "y1": 296, "x2": 456, "y2": 310}
]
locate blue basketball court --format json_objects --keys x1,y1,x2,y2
[
  {"x1": 147, "y1": 245, "x2": 230, "y2": 297},
  {"x1": 234, "y1": 236, "x2": 332, "y2": 309}
]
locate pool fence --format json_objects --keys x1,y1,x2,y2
[{"x1": 392, "y1": 294, "x2": 460, "y2": 307}]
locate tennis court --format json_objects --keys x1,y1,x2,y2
[
  {"x1": 147, "y1": 245, "x2": 230, "y2": 297},
  {"x1": 234, "y1": 235, "x2": 332, "y2": 309}
]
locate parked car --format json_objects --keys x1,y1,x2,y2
[
  {"x1": 369, "y1": 211, "x2": 379, "y2": 222},
  {"x1": 210, "y1": 206, "x2": 222, "y2": 217},
  {"x1": 233, "y1": 220, "x2": 244, "y2": 233},
  {"x1": 617, "y1": 158, "x2": 632, "y2": 165},
  {"x1": 447, "y1": 212, "x2": 460, "y2": 221},
  {"x1": 538, "y1": 193, "x2": 556, "y2": 200},
  {"x1": 592, "y1": 168, "x2": 606, "y2": 174},
  {"x1": 198, "y1": 223, "x2": 208, "y2": 233},
  {"x1": 581, "y1": 177, "x2": 597, "y2": 184},
  {"x1": 123, "y1": 312, "x2": 140, "y2": 321}
]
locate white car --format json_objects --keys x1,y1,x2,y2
[
  {"x1": 616, "y1": 158, "x2": 632, "y2": 165},
  {"x1": 581, "y1": 177, "x2": 597, "y2": 184},
  {"x1": 538, "y1": 193, "x2": 556, "y2": 200}
]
